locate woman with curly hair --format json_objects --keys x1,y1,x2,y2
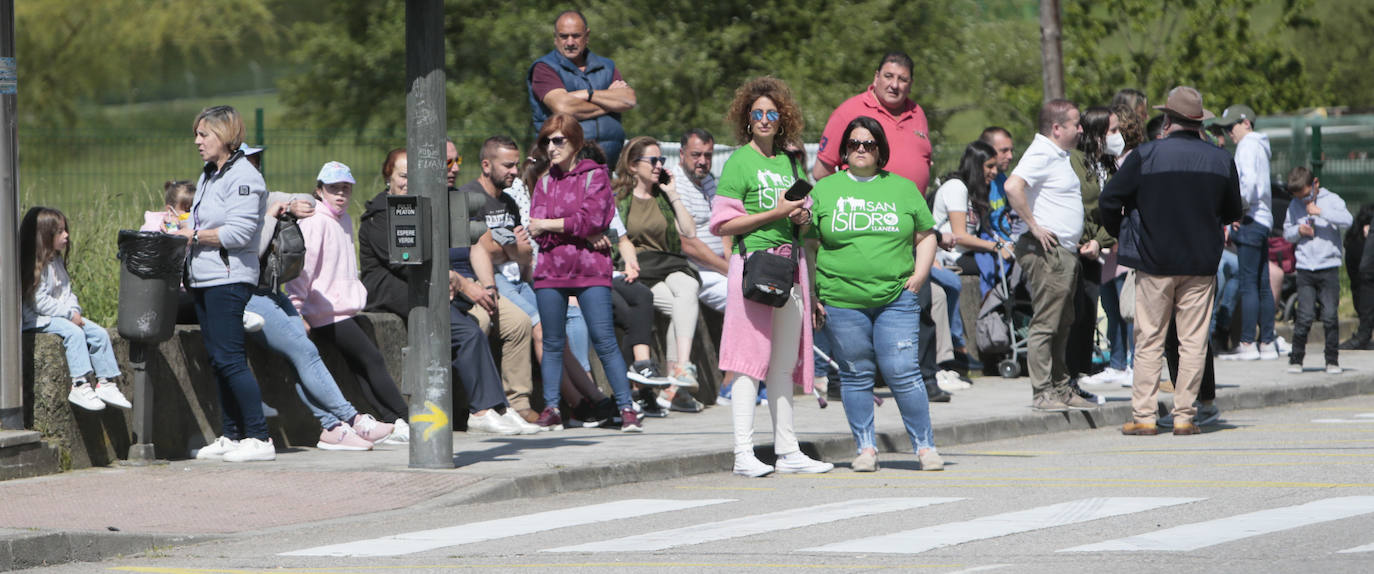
[{"x1": 710, "y1": 77, "x2": 832, "y2": 477}]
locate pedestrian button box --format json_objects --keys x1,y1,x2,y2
[{"x1": 387, "y1": 195, "x2": 430, "y2": 265}]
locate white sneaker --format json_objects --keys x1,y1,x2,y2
[
  {"x1": 195, "y1": 436, "x2": 239, "y2": 460},
  {"x1": 775, "y1": 452, "x2": 834, "y2": 474},
  {"x1": 381, "y1": 419, "x2": 410, "y2": 444},
  {"x1": 1088, "y1": 367, "x2": 1128, "y2": 386},
  {"x1": 68, "y1": 382, "x2": 105, "y2": 411},
  {"x1": 1326, "y1": 363, "x2": 1342, "y2": 375},
  {"x1": 502, "y1": 409, "x2": 541, "y2": 435},
  {"x1": 1287, "y1": 363, "x2": 1303, "y2": 374},
  {"x1": 1258, "y1": 342, "x2": 1280, "y2": 360},
  {"x1": 733, "y1": 452, "x2": 774, "y2": 478},
  {"x1": 242, "y1": 311, "x2": 265, "y2": 333},
  {"x1": 1119, "y1": 367, "x2": 1135, "y2": 388},
  {"x1": 936, "y1": 370, "x2": 972, "y2": 392},
  {"x1": 1274, "y1": 336, "x2": 1291, "y2": 354},
  {"x1": 223, "y1": 437, "x2": 276, "y2": 462},
  {"x1": 1220, "y1": 342, "x2": 1260, "y2": 361},
  {"x1": 94, "y1": 379, "x2": 132, "y2": 409},
  {"x1": 467, "y1": 410, "x2": 521, "y2": 435}
]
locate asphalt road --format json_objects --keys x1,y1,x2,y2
[{"x1": 26, "y1": 395, "x2": 1374, "y2": 574}]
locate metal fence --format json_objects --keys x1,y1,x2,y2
[{"x1": 1255, "y1": 114, "x2": 1374, "y2": 206}]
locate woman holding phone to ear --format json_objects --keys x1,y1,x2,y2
[
  {"x1": 809, "y1": 116, "x2": 942, "y2": 472},
  {"x1": 710, "y1": 77, "x2": 832, "y2": 477}
]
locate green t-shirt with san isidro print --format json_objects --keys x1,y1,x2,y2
[
  {"x1": 810, "y1": 171, "x2": 935, "y2": 309},
  {"x1": 716, "y1": 144, "x2": 804, "y2": 254}
]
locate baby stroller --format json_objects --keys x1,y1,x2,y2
[{"x1": 976, "y1": 254, "x2": 1032, "y2": 378}]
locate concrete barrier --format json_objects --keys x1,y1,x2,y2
[{"x1": 22, "y1": 313, "x2": 407, "y2": 470}]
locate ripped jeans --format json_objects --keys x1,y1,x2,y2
[{"x1": 824, "y1": 289, "x2": 935, "y2": 454}]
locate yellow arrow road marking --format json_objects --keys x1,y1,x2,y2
[{"x1": 411, "y1": 400, "x2": 449, "y2": 441}]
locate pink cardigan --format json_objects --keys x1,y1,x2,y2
[
  {"x1": 709, "y1": 195, "x2": 813, "y2": 392},
  {"x1": 285, "y1": 204, "x2": 368, "y2": 328}
]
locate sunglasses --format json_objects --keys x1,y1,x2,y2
[
  {"x1": 749, "y1": 109, "x2": 780, "y2": 122},
  {"x1": 541, "y1": 136, "x2": 568, "y2": 148},
  {"x1": 848, "y1": 139, "x2": 877, "y2": 152},
  {"x1": 637, "y1": 156, "x2": 666, "y2": 166},
  {"x1": 447, "y1": 156, "x2": 462, "y2": 169}
]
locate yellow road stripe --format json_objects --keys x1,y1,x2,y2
[
  {"x1": 673, "y1": 485, "x2": 776, "y2": 491},
  {"x1": 113, "y1": 562, "x2": 964, "y2": 572}
]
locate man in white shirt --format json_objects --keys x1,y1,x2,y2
[
  {"x1": 1004, "y1": 98, "x2": 1097, "y2": 412},
  {"x1": 670, "y1": 128, "x2": 730, "y2": 311},
  {"x1": 1212, "y1": 104, "x2": 1279, "y2": 361}
]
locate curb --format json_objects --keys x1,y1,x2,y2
[
  {"x1": 0, "y1": 531, "x2": 211, "y2": 571},
  {"x1": 447, "y1": 372, "x2": 1374, "y2": 507}
]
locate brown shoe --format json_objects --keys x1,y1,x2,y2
[
  {"x1": 1122, "y1": 421, "x2": 1158, "y2": 435},
  {"x1": 1173, "y1": 422, "x2": 1201, "y2": 435},
  {"x1": 1064, "y1": 392, "x2": 1100, "y2": 410},
  {"x1": 517, "y1": 408, "x2": 539, "y2": 423},
  {"x1": 1031, "y1": 394, "x2": 1069, "y2": 412}
]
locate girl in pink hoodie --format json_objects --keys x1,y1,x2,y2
[{"x1": 286, "y1": 161, "x2": 409, "y2": 425}]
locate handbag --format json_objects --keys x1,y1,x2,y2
[{"x1": 737, "y1": 151, "x2": 805, "y2": 308}]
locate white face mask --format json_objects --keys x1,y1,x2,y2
[{"x1": 1105, "y1": 132, "x2": 1125, "y2": 156}]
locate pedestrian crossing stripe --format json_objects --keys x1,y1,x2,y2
[
  {"x1": 1338, "y1": 542, "x2": 1374, "y2": 553},
  {"x1": 544, "y1": 497, "x2": 963, "y2": 553},
  {"x1": 804, "y1": 497, "x2": 1202, "y2": 554},
  {"x1": 279, "y1": 499, "x2": 733, "y2": 557},
  {"x1": 1061, "y1": 496, "x2": 1374, "y2": 552}
]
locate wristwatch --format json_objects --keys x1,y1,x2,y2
[{"x1": 191, "y1": 230, "x2": 200, "y2": 246}]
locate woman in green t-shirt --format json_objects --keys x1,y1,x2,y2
[
  {"x1": 709, "y1": 76, "x2": 832, "y2": 478},
  {"x1": 809, "y1": 116, "x2": 944, "y2": 472}
]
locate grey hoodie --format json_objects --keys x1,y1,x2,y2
[
  {"x1": 1235, "y1": 131, "x2": 1273, "y2": 228},
  {"x1": 188, "y1": 151, "x2": 267, "y2": 288},
  {"x1": 1283, "y1": 187, "x2": 1352, "y2": 271}
]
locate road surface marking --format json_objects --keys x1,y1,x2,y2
[
  {"x1": 544, "y1": 497, "x2": 962, "y2": 553},
  {"x1": 1062, "y1": 496, "x2": 1374, "y2": 552},
  {"x1": 805, "y1": 497, "x2": 1199, "y2": 554},
  {"x1": 279, "y1": 498, "x2": 733, "y2": 557}
]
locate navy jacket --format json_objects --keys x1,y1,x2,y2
[{"x1": 1099, "y1": 130, "x2": 1244, "y2": 276}]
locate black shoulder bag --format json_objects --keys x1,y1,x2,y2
[{"x1": 737, "y1": 151, "x2": 806, "y2": 308}]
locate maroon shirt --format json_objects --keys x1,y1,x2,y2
[
  {"x1": 530, "y1": 158, "x2": 616, "y2": 288},
  {"x1": 530, "y1": 63, "x2": 623, "y2": 102}
]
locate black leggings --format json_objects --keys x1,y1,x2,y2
[
  {"x1": 312, "y1": 317, "x2": 409, "y2": 422},
  {"x1": 611, "y1": 277, "x2": 655, "y2": 348}
]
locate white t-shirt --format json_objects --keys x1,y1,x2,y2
[
  {"x1": 499, "y1": 179, "x2": 532, "y2": 282},
  {"x1": 931, "y1": 178, "x2": 980, "y2": 263},
  {"x1": 670, "y1": 163, "x2": 724, "y2": 259},
  {"x1": 1010, "y1": 133, "x2": 1083, "y2": 250}
]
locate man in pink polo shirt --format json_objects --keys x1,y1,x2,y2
[{"x1": 813, "y1": 51, "x2": 933, "y2": 194}]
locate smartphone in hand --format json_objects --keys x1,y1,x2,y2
[
  {"x1": 784, "y1": 179, "x2": 813, "y2": 202},
  {"x1": 658, "y1": 169, "x2": 671, "y2": 186}
]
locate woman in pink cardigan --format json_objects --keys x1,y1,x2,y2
[{"x1": 710, "y1": 77, "x2": 832, "y2": 477}]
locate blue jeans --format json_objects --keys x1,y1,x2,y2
[
  {"x1": 1099, "y1": 273, "x2": 1134, "y2": 370},
  {"x1": 32, "y1": 317, "x2": 121, "y2": 380},
  {"x1": 246, "y1": 291, "x2": 357, "y2": 430},
  {"x1": 535, "y1": 285, "x2": 633, "y2": 409},
  {"x1": 1212, "y1": 249, "x2": 1239, "y2": 335},
  {"x1": 1235, "y1": 221, "x2": 1275, "y2": 344},
  {"x1": 497, "y1": 275, "x2": 591, "y2": 370},
  {"x1": 813, "y1": 324, "x2": 836, "y2": 380},
  {"x1": 192, "y1": 283, "x2": 268, "y2": 441},
  {"x1": 929, "y1": 266, "x2": 965, "y2": 349},
  {"x1": 825, "y1": 290, "x2": 935, "y2": 453}
]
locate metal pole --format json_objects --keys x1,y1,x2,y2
[
  {"x1": 1039, "y1": 0, "x2": 1065, "y2": 102},
  {"x1": 405, "y1": 0, "x2": 453, "y2": 469},
  {"x1": 125, "y1": 343, "x2": 155, "y2": 462},
  {"x1": 1310, "y1": 123, "x2": 1324, "y2": 181},
  {"x1": 0, "y1": 0, "x2": 22, "y2": 431},
  {"x1": 254, "y1": 107, "x2": 265, "y2": 176}
]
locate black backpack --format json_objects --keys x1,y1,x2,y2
[{"x1": 258, "y1": 213, "x2": 306, "y2": 290}]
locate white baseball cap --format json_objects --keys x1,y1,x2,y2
[
  {"x1": 239, "y1": 143, "x2": 264, "y2": 156},
  {"x1": 316, "y1": 161, "x2": 356, "y2": 185}
]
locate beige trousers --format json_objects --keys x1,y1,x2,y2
[
  {"x1": 470, "y1": 296, "x2": 534, "y2": 412},
  {"x1": 1131, "y1": 272, "x2": 1216, "y2": 425}
]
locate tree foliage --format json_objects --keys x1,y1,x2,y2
[
  {"x1": 278, "y1": 0, "x2": 979, "y2": 148},
  {"x1": 16, "y1": 0, "x2": 282, "y2": 126},
  {"x1": 1062, "y1": 0, "x2": 1319, "y2": 115}
]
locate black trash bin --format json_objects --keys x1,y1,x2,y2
[{"x1": 116, "y1": 231, "x2": 187, "y2": 344}]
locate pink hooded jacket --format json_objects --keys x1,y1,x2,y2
[{"x1": 285, "y1": 202, "x2": 368, "y2": 328}]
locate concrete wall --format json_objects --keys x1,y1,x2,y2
[{"x1": 23, "y1": 313, "x2": 407, "y2": 470}]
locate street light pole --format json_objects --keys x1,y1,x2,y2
[
  {"x1": 0, "y1": 0, "x2": 22, "y2": 431},
  {"x1": 404, "y1": 0, "x2": 453, "y2": 469},
  {"x1": 1039, "y1": 0, "x2": 1065, "y2": 102}
]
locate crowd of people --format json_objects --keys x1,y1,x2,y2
[{"x1": 18, "y1": 10, "x2": 1361, "y2": 469}]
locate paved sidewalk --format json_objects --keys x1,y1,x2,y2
[{"x1": 3, "y1": 349, "x2": 1373, "y2": 569}]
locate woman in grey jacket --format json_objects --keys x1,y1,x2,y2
[{"x1": 175, "y1": 106, "x2": 274, "y2": 462}]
